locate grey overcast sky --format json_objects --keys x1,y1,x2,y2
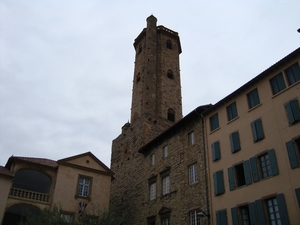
[{"x1": 0, "y1": 1, "x2": 299, "y2": 168}]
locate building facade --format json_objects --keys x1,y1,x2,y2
[
  {"x1": 0, "y1": 152, "x2": 113, "y2": 225},
  {"x1": 110, "y1": 15, "x2": 210, "y2": 224},
  {"x1": 203, "y1": 48, "x2": 300, "y2": 225}
]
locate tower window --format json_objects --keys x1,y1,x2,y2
[
  {"x1": 138, "y1": 44, "x2": 142, "y2": 54},
  {"x1": 136, "y1": 73, "x2": 141, "y2": 83},
  {"x1": 167, "y1": 108, "x2": 175, "y2": 121},
  {"x1": 166, "y1": 40, "x2": 172, "y2": 49},
  {"x1": 167, "y1": 69, "x2": 174, "y2": 79}
]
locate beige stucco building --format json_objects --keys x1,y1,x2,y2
[
  {"x1": 0, "y1": 152, "x2": 113, "y2": 225},
  {"x1": 203, "y1": 48, "x2": 300, "y2": 224}
]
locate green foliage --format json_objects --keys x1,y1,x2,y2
[{"x1": 18, "y1": 203, "x2": 126, "y2": 225}]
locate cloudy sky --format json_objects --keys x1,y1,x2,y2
[{"x1": 0, "y1": 1, "x2": 299, "y2": 168}]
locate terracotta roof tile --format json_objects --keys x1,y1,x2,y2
[{"x1": 10, "y1": 156, "x2": 58, "y2": 168}]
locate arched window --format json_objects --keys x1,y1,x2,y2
[
  {"x1": 2, "y1": 204, "x2": 41, "y2": 225},
  {"x1": 167, "y1": 108, "x2": 175, "y2": 122},
  {"x1": 167, "y1": 70, "x2": 174, "y2": 79},
  {"x1": 13, "y1": 169, "x2": 51, "y2": 194},
  {"x1": 166, "y1": 40, "x2": 172, "y2": 49}
]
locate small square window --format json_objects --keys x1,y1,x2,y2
[
  {"x1": 77, "y1": 176, "x2": 91, "y2": 197},
  {"x1": 188, "y1": 131, "x2": 195, "y2": 145},
  {"x1": 163, "y1": 145, "x2": 168, "y2": 158},
  {"x1": 226, "y1": 102, "x2": 238, "y2": 121},
  {"x1": 210, "y1": 113, "x2": 219, "y2": 131},
  {"x1": 285, "y1": 62, "x2": 300, "y2": 86},
  {"x1": 247, "y1": 88, "x2": 260, "y2": 109},
  {"x1": 270, "y1": 73, "x2": 286, "y2": 95},
  {"x1": 189, "y1": 163, "x2": 198, "y2": 184}
]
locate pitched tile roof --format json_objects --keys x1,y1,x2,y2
[{"x1": 6, "y1": 156, "x2": 58, "y2": 169}]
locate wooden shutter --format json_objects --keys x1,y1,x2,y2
[
  {"x1": 243, "y1": 160, "x2": 252, "y2": 185},
  {"x1": 214, "y1": 171, "x2": 225, "y2": 196},
  {"x1": 255, "y1": 199, "x2": 266, "y2": 225},
  {"x1": 276, "y1": 193, "x2": 290, "y2": 225},
  {"x1": 230, "y1": 132, "x2": 241, "y2": 153},
  {"x1": 268, "y1": 149, "x2": 279, "y2": 176},
  {"x1": 231, "y1": 207, "x2": 238, "y2": 225},
  {"x1": 228, "y1": 167, "x2": 235, "y2": 191},
  {"x1": 212, "y1": 141, "x2": 221, "y2": 161},
  {"x1": 250, "y1": 157, "x2": 260, "y2": 182},
  {"x1": 286, "y1": 140, "x2": 299, "y2": 168}
]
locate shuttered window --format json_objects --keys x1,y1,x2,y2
[
  {"x1": 230, "y1": 131, "x2": 241, "y2": 153},
  {"x1": 216, "y1": 209, "x2": 227, "y2": 225},
  {"x1": 285, "y1": 62, "x2": 300, "y2": 85},
  {"x1": 212, "y1": 141, "x2": 221, "y2": 161},
  {"x1": 286, "y1": 139, "x2": 300, "y2": 169},
  {"x1": 270, "y1": 73, "x2": 286, "y2": 95},
  {"x1": 213, "y1": 170, "x2": 225, "y2": 196},
  {"x1": 210, "y1": 113, "x2": 220, "y2": 131},
  {"x1": 247, "y1": 88, "x2": 260, "y2": 109},
  {"x1": 285, "y1": 99, "x2": 300, "y2": 125},
  {"x1": 251, "y1": 118, "x2": 265, "y2": 142},
  {"x1": 226, "y1": 102, "x2": 238, "y2": 121}
]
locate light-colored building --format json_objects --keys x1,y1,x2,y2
[
  {"x1": 0, "y1": 152, "x2": 113, "y2": 225},
  {"x1": 203, "y1": 48, "x2": 300, "y2": 225}
]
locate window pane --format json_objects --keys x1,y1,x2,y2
[
  {"x1": 189, "y1": 164, "x2": 198, "y2": 184},
  {"x1": 188, "y1": 131, "x2": 195, "y2": 145},
  {"x1": 78, "y1": 177, "x2": 90, "y2": 197},
  {"x1": 162, "y1": 176, "x2": 170, "y2": 195}
]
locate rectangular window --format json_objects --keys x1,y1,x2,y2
[
  {"x1": 216, "y1": 210, "x2": 228, "y2": 225},
  {"x1": 60, "y1": 213, "x2": 73, "y2": 223},
  {"x1": 77, "y1": 177, "x2": 91, "y2": 197},
  {"x1": 285, "y1": 62, "x2": 300, "y2": 86},
  {"x1": 251, "y1": 118, "x2": 264, "y2": 142},
  {"x1": 230, "y1": 131, "x2": 241, "y2": 153},
  {"x1": 266, "y1": 197, "x2": 281, "y2": 224},
  {"x1": 163, "y1": 145, "x2": 168, "y2": 158},
  {"x1": 162, "y1": 176, "x2": 170, "y2": 195},
  {"x1": 240, "y1": 206, "x2": 250, "y2": 225},
  {"x1": 286, "y1": 138, "x2": 300, "y2": 168},
  {"x1": 213, "y1": 170, "x2": 225, "y2": 196},
  {"x1": 189, "y1": 163, "x2": 198, "y2": 184},
  {"x1": 210, "y1": 113, "x2": 219, "y2": 131},
  {"x1": 251, "y1": 149, "x2": 279, "y2": 180},
  {"x1": 149, "y1": 182, "x2": 156, "y2": 201},
  {"x1": 162, "y1": 218, "x2": 169, "y2": 225},
  {"x1": 226, "y1": 102, "x2": 238, "y2": 121},
  {"x1": 212, "y1": 141, "x2": 221, "y2": 161},
  {"x1": 228, "y1": 161, "x2": 252, "y2": 190},
  {"x1": 258, "y1": 153, "x2": 272, "y2": 178},
  {"x1": 247, "y1": 88, "x2": 260, "y2": 109},
  {"x1": 190, "y1": 210, "x2": 200, "y2": 225},
  {"x1": 285, "y1": 99, "x2": 300, "y2": 125},
  {"x1": 188, "y1": 131, "x2": 195, "y2": 145},
  {"x1": 150, "y1": 154, "x2": 155, "y2": 166},
  {"x1": 270, "y1": 73, "x2": 286, "y2": 95}
]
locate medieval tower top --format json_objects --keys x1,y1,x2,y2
[{"x1": 130, "y1": 15, "x2": 183, "y2": 124}]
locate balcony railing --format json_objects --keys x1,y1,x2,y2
[{"x1": 9, "y1": 187, "x2": 50, "y2": 203}]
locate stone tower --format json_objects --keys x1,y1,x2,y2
[{"x1": 110, "y1": 15, "x2": 183, "y2": 224}]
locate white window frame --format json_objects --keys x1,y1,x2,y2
[
  {"x1": 190, "y1": 210, "x2": 200, "y2": 225},
  {"x1": 188, "y1": 131, "x2": 195, "y2": 145},
  {"x1": 189, "y1": 163, "x2": 198, "y2": 184},
  {"x1": 149, "y1": 182, "x2": 156, "y2": 201},
  {"x1": 77, "y1": 177, "x2": 91, "y2": 197},
  {"x1": 162, "y1": 175, "x2": 170, "y2": 195}
]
